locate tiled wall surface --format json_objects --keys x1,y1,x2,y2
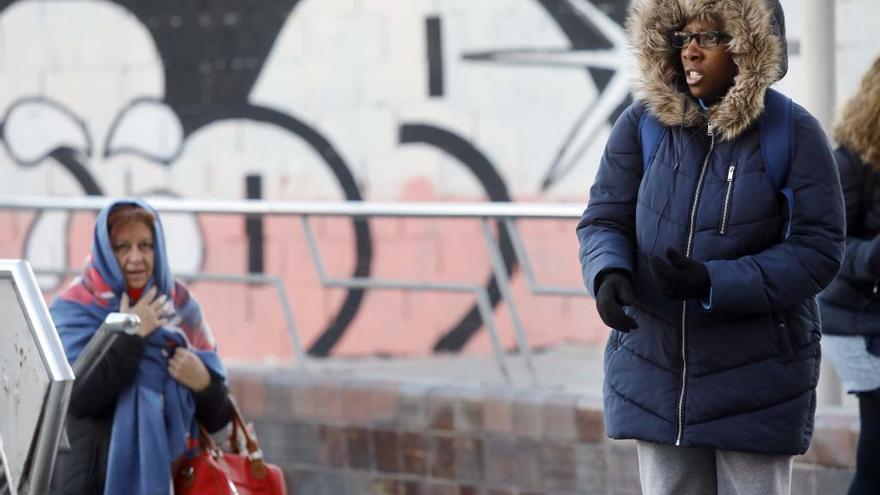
[{"x1": 228, "y1": 366, "x2": 857, "y2": 495}]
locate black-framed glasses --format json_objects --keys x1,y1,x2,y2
[{"x1": 670, "y1": 31, "x2": 732, "y2": 49}]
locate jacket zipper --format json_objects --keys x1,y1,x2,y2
[
  {"x1": 675, "y1": 127, "x2": 716, "y2": 446},
  {"x1": 719, "y1": 164, "x2": 737, "y2": 235}
]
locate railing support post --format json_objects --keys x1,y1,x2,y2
[{"x1": 480, "y1": 218, "x2": 539, "y2": 386}]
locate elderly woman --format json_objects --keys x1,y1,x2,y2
[
  {"x1": 50, "y1": 199, "x2": 232, "y2": 494},
  {"x1": 576, "y1": 0, "x2": 844, "y2": 493}
]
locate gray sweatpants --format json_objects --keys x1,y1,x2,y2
[{"x1": 636, "y1": 441, "x2": 793, "y2": 495}]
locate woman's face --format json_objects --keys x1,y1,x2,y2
[
  {"x1": 680, "y1": 18, "x2": 738, "y2": 102},
  {"x1": 110, "y1": 221, "x2": 155, "y2": 289}
]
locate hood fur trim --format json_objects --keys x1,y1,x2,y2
[
  {"x1": 834, "y1": 56, "x2": 880, "y2": 169},
  {"x1": 627, "y1": 0, "x2": 784, "y2": 141}
]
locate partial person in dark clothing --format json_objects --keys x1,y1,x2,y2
[
  {"x1": 819, "y1": 55, "x2": 880, "y2": 495},
  {"x1": 576, "y1": 0, "x2": 845, "y2": 494},
  {"x1": 50, "y1": 199, "x2": 233, "y2": 495}
]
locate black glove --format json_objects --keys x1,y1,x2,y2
[
  {"x1": 649, "y1": 248, "x2": 711, "y2": 300},
  {"x1": 595, "y1": 271, "x2": 638, "y2": 332}
]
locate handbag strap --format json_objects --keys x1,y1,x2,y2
[
  {"x1": 226, "y1": 396, "x2": 268, "y2": 479},
  {"x1": 198, "y1": 424, "x2": 220, "y2": 453}
]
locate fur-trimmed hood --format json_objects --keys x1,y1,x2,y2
[{"x1": 626, "y1": 0, "x2": 788, "y2": 141}]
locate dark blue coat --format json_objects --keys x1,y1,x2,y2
[
  {"x1": 578, "y1": 0, "x2": 844, "y2": 456},
  {"x1": 577, "y1": 100, "x2": 843, "y2": 455},
  {"x1": 819, "y1": 147, "x2": 880, "y2": 340}
]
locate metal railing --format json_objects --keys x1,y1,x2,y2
[
  {"x1": 0, "y1": 196, "x2": 587, "y2": 386},
  {"x1": 34, "y1": 268, "x2": 307, "y2": 369},
  {"x1": 0, "y1": 195, "x2": 849, "y2": 405}
]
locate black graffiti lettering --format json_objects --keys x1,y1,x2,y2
[
  {"x1": 426, "y1": 16, "x2": 445, "y2": 98},
  {"x1": 192, "y1": 104, "x2": 373, "y2": 357},
  {"x1": 0, "y1": 0, "x2": 633, "y2": 356},
  {"x1": 245, "y1": 174, "x2": 264, "y2": 275},
  {"x1": 398, "y1": 123, "x2": 517, "y2": 352}
]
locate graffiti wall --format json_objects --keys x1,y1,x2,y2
[{"x1": 0, "y1": 0, "x2": 877, "y2": 360}]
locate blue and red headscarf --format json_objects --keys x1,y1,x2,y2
[{"x1": 50, "y1": 198, "x2": 223, "y2": 495}]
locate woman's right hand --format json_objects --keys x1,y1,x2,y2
[
  {"x1": 120, "y1": 287, "x2": 169, "y2": 338},
  {"x1": 595, "y1": 271, "x2": 639, "y2": 332}
]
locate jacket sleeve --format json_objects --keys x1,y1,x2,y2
[
  {"x1": 703, "y1": 111, "x2": 845, "y2": 313},
  {"x1": 193, "y1": 372, "x2": 234, "y2": 433},
  {"x1": 68, "y1": 333, "x2": 144, "y2": 418},
  {"x1": 833, "y1": 147, "x2": 878, "y2": 280},
  {"x1": 576, "y1": 103, "x2": 644, "y2": 296}
]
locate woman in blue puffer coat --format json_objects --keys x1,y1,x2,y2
[
  {"x1": 576, "y1": 0, "x2": 845, "y2": 493},
  {"x1": 819, "y1": 55, "x2": 880, "y2": 495}
]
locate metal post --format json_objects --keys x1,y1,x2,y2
[
  {"x1": 480, "y1": 218, "x2": 539, "y2": 386},
  {"x1": 271, "y1": 278, "x2": 307, "y2": 370},
  {"x1": 71, "y1": 313, "x2": 140, "y2": 379},
  {"x1": 803, "y1": 0, "x2": 842, "y2": 406}
]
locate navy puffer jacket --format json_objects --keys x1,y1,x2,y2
[
  {"x1": 576, "y1": 0, "x2": 844, "y2": 455},
  {"x1": 819, "y1": 148, "x2": 880, "y2": 338}
]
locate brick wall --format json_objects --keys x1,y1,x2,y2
[{"x1": 228, "y1": 366, "x2": 857, "y2": 495}]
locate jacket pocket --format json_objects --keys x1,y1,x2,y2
[
  {"x1": 773, "y1": 311, "x2": 794, "y2": 361},
  {"x1": 719, "y1": 163, "x2": 737, "y2": 234}
]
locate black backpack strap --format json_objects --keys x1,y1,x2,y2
[
  {"x1": 760, "y1": 89, "x2": 795, "y2": 239},
  {"x1": 639, "y1": 109, "x2": 666, "y2": 177}
]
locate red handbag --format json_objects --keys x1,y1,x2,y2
[{"x1": 174, "y1": 402, "x2": 287, "y2": 495}]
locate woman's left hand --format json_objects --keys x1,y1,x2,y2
[{"x1": 167, "y1": 347, "x2": 211, "y2": 392}]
